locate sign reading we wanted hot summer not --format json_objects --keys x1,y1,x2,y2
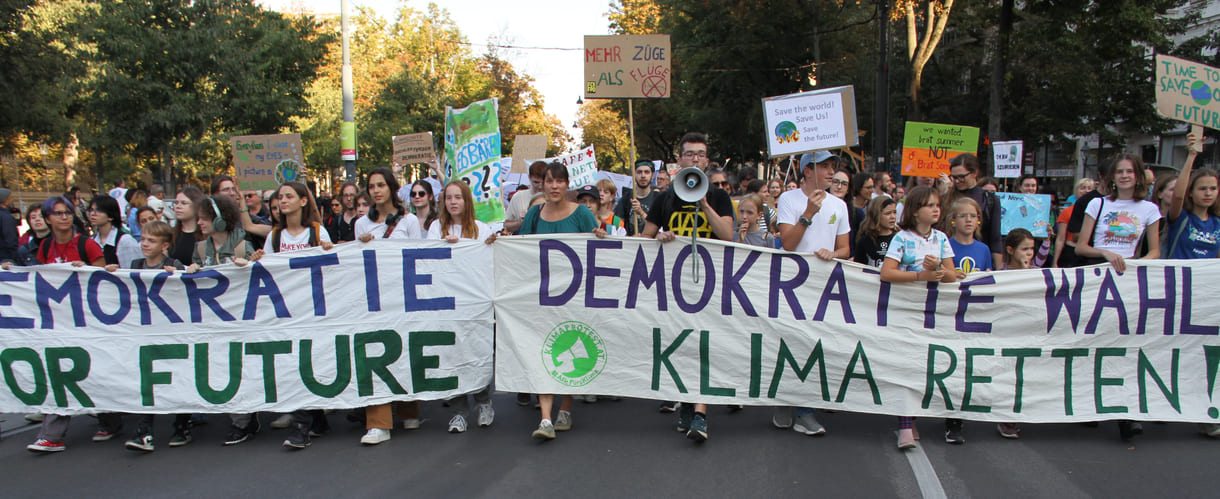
[{"x1": 901, "y1": 122, "x2": 980, "y2": 178}]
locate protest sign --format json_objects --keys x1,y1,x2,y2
[
  {"x1": 392, "y1": 132, "x2": 434, "y2": 167},
  {"x1": 992, "y1": 140, "x2": 1023, "y2": 178},
  {"x1": 229, "y1": 133, "x2": 305, "y2": 191},
  {"x1": 1155, "y1": 54, "x2": 1220, "y2": 130},
  {"x1": 445, "y1": 98, "x2": 505, "y2": 222},
  {"x1": 0, "y1": 241, "x2": 494, "y2": 415},
  {"x1": 495, "y1": 235, "x2": 1220, "y2": 423},
  {"x1": 584, "y1": 35, "x2": 671, "y2": 99},
  {"x1": 901, "y1": 122, "x2": 980, "y2": 177},
  {"x1": 997, "y1": 192, "x2": 1052, "y2": 237},
  {"x1": 761, "y1": 86, "x2": 859, "y2": 158},
  {"x1": 535, "y1": 146, "x2": 598, "y2": 189},
  {"x1": 511, "y1": 135, "x2": 549, "y2": 173}
]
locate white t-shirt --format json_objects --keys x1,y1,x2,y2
[
  {"x1": 505, "y1": 187, "x2": 538, "y2": 224},
  {"x1": 109, "y1": 187, "x2": 129, "y2": 217},
  {"x1": 426, "y1": 219, "x2": 493, "y2": 241},
  {"x1": 263, "y1": 224, "x2": 333, "y2": 253},
  {"x1": 775, "y1": 188, "x2": 851, "y2": 254},
  {"x1": 354, "y1": 212, "x2": 422, "y2": 240},
  {"x1": 1083, "y1": 197, "x2": 1161, "y2": 258},
  {"x1": 885, "y1": 229, "x2": 954, "y2": 271}
]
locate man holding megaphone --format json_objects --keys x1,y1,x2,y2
[{"x1": 640, "y1": 132, "x2": 736, "y2": 444}]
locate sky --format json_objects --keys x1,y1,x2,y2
[{"x1": 259, "y1": 0, "x2": 614, "y2": 142}]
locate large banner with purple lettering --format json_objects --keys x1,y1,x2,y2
[
  {"x1": 0, "y1": 241, "x2": 494, "y2": 415},
  {"x1": 494, "y1": 235, "x2": 1220, "y2": 423}
]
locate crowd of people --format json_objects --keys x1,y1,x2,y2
[{"x1": 1, "y1": 132, "x2": 1216, "y2": 454}]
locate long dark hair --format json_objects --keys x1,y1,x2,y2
[
  {"x1": 276, "y1": 181, "x2": 322, "y2": 229},
  {"x1": 1105, "y1": 154, "x2": 1150, "y2": 202},
  {"x1": 367, "y1": 167, "x2": 403, "y2": 222},
  {"x1": 175, "y1": 185, "x2": 207, "y2": 242},
  {"x1": 411, "y1": 180, "x2": 438, "y2": 230},
  {"x1": 88, "y1": 195, "x2": 124, "y2": 231}
]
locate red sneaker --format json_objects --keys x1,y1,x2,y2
[{"x1": 27, "y1": 438, "x2": 65, "y2": 452}]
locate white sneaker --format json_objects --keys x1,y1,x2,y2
[
  {"x1": 360, "y1": 428, "x2": 391, "y2": 445},
  {"x1": 554, "y1": 410, "x2": 572, "y2": 431},
  {"x1": 448, "y1": 414, "x2": 467, "y2": 433},
  {"x1": 271, "y1": 414, "x2": 294, "y2": 429},
  {"x1": 476, "y1": 403, "x2": 495, "y2": 427},
  {"x1": 24, "y1": 413, "x2": 43, "y2": 423},
  {"x1": 402, "y1": 418, "x2": 421, "y2": 430}
]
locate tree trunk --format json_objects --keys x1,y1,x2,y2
[
  {"x1": 905, "y1": 0, "x2": 956, "y2": 122},
  {"x1": 94, "y1": 149, "x2": 105, "y2": 194},
  {"x1": 987, "y1": 0, "x2": 1014, "y2": 142},
  {"x1": 63, "y1": 133, "x2": 78, "y2": 189}
]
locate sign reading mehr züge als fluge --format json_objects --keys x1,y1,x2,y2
[
  {"x1": 584, "y1": 35, "x2": 671, "y2": 99},
  {"x1": 230, "y1": 133, "x2": 305, "y2": 191},
  {"x1": 1156, "y1": 54, "x2": 1220, "y2": 130},
  {"x1": 761, "y1": 86, "x2": 859, "y2": 158}
]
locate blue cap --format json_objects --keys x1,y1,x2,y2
[{"x1": 799, "y1": 150, "x2": 839, "y2": 169}]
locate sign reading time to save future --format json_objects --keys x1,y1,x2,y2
[
  {"x1": 1155, "y1": 54, "x2": 1220, "y2": 130},
  {"x1": 584, "y1": 34, "x2": 671, "y2": 99}
]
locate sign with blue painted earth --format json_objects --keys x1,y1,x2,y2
[
  {"x1": 761, "y1": 86, "x2": 858, "y2": 158},
  {"x1": 230, "y1": 133, "x2": 305, "y2": 191},
  {"x1": 1155, "y1": 54, "x2": 1220, "y2": 130}
]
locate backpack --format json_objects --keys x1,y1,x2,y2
[
  {"x1": 270, "y1": 222, "x2": 322, "y2": 253},
  {"x1": 38, "y1": 234, "x2": 90, "y2": 264}
]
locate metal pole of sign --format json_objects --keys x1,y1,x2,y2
[{"x1": 340, "y1": 0, "x2": 357, "y2": 182}]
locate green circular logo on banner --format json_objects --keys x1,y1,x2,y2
[
  {"x1": 275, "y1": 159, "x2": 303, "y2": 184},
  {"x1": 541, "y1": 321, "x2": 607, "y2": 387}
]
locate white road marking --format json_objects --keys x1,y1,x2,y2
[{"x1": 898, "y1": 431, "x2": 948, "y2": 499}]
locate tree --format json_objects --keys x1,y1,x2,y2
[
  {"x1": 577, "y1": 100, "x2": 631, "y2": 173},
  {"x1": 897, "y1": 0, "x2": 957, "y2": 120}
]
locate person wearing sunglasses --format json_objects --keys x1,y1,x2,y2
[{"x1": 407, "y1": 180, "x2": 439, "y2": 233}]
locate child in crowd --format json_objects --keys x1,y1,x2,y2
[
  {"x1": 249, "y1": 181, "x2": 334, "y2": 450},
  {"x1": 109, "y1": 221, "x2": 190, "y2": 452},
  {"x1": 994, "y1": 228, "x2": 1036, "y2": 439},
  {"x1": 853, "y1": 196, "x2": 897, "y2": 267},
  {"x1": 879, "y1": 186, "x2": 957, "y2": 450},
  {"x1": 734, "y1": 194, "x2": 774, "y2": 247},
  {"x1": 946, "y1": 197, "x2": 993, "y2": 277}
]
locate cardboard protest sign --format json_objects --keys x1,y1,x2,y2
[
  {"x1": 230, "y1": 133, "x2": 305, "y2": 191},
  {"x1": 761, "y1": 86, "x2": 859, "y2": 158},
  {"x1": 511, "y1": 135, "x2": 549, "y2": 173},
  {"x1": 997, "y1": 192, "x2": 1052, "y2": 237},
  {"x1": 444, "y1": 98, "x2": 505, "y2": 223},
  {"x1": 901, "y1": 122, "x2": 980, "y2": 177},
  {"x1": 392, "y1": 132, "x2": 434, "y2": 166},
  {"x1": 1155, "y1": 54, "x2": 1220, "y2": 130},
  {"x1": 992, "y1": 140, "x2": 1024, "y2": 178},
  {"x1": 584, "y1": 34, "x2": 671, "y2": 99}
]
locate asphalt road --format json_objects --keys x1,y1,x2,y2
[{"x1": 2, "y1": 394, "x2": 1216, "y2": 498}]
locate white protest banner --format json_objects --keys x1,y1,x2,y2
[
  {"x1": 1155, "y1": 54, "x2": 1220, "y2": 130},
  {"x1": 537, "y1": 146, "x2": 598, "y2": 189},
  {"x1": 0, "y1": 241, "x2": 494, "y2": 415},
  {"x1": 494, "y1": 235, "x2": 1220, "y2": 423},
  {"x1": 992, "y1": 140, "x2": 1023, "y2": 178},
  {"x1": 761, "y1": 86, "x2": 858, "y2": 158}
]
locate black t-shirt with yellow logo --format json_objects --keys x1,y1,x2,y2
[{"x1": 645, "y1": 188, "x2": 735, "y2": 240}]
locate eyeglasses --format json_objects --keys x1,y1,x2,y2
[
  {"x1": 49, "y1": 210, "x2": 73, "y2": 218},
  {"x1": 330, "y1": 202, "x2": 340, "y2": 207},
  {"x1": 411, "y1": 191, "x2": 428, "y2": 197},
  {"x1": 681, "y1": 150, "x2": 708, "y2": 159},
  {"x1": 829, "y1": 179, "x2": 850, "y2": 186},
  {"x1": 949, "y1": 173, "x2": 970, "y2": 181}
]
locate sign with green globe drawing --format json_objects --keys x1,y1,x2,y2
[
  {"x1": 541, "y1": 321, "x2": 607, "y2": 387},
  {"x1": 1155, "y1": 54, "x2": 1220, "y2": 130}
]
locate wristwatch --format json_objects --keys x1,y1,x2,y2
[{"x1": 798, "y1": 216, "x2": 812, "y2": 227}]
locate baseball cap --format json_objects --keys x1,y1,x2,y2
[
  {"x1": 575, "y1": 185, "x2": 599, "y2": 199},
  {"x1": 147, "y1": 197, "x2": 164, "y2": 213},
  {"x1": 0, "y1": 188, "x2": 10, "y2": 204},
  {"x1": 799, "y1": 150, "x2": 840, "y2": 169}
]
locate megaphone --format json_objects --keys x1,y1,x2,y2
[{"x1": 673, "y1": 167, "x2": 708, "y2": 203}]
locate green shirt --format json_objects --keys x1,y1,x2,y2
[{"x1": 519, "y1": 204, "x2": 598, "y2": 235}]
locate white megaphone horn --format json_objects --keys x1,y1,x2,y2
[
  {"x1": 673, "y1": 167, "x2": 708, "y2": 203},
  {"x1": 671, "y1": 166, "x2": 709, "y2": 283}
]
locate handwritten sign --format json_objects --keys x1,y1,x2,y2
[
  {"x1": 1155, "y1": 54, "x2": 1220, "y2": 130},
  {"x1": 997, "y1": 192, "x2": 1051, "y2": 238},
  {"x1": 229, "y1": 133, "x2": 305, "y2": 191},
  {"x1": 392, "y1": 132, "x2": 434, "y2": 166},
  {"x1": 584, "y1": 34, "x2": 671, "y2": 99},
  {"x1": 761, "y1": 86, "x2": 858, "y2": 158},
  {"x1": 511, "y1": 135, "x2": 549, "y2": 173},
  {"x1": 444, "y1": 98, "x2": 505, "y2": 223},
  {"x1": 992, "y1": 140, "x2": 1023, "y2": 178},
  {"x1": 900, "y1": 122, "x2": 979, "y2": 178},
  {"x1": 537, "y1": 146, "x2": 598, "y2": 189}
]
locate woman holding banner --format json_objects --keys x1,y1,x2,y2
[
  {"x1": 428, "y1": 180, "x2": 497, "y2": 433},
  {"x1": 517, "y1": 162, "x2": 606, "y2": 440},
  {"x1": 355, "y1": 168, "x2": 423, "y2": 446}
]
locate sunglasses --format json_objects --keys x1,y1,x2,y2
[
  {"x1": 411, "y1": 190, "x2": 428, "y2": 197},
  {"x1": 712, "y1": 181, "x2": 730, "y2": 187},
  {"x1": 245, "y1": 193, "x2": 259, "y2": 198}
]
